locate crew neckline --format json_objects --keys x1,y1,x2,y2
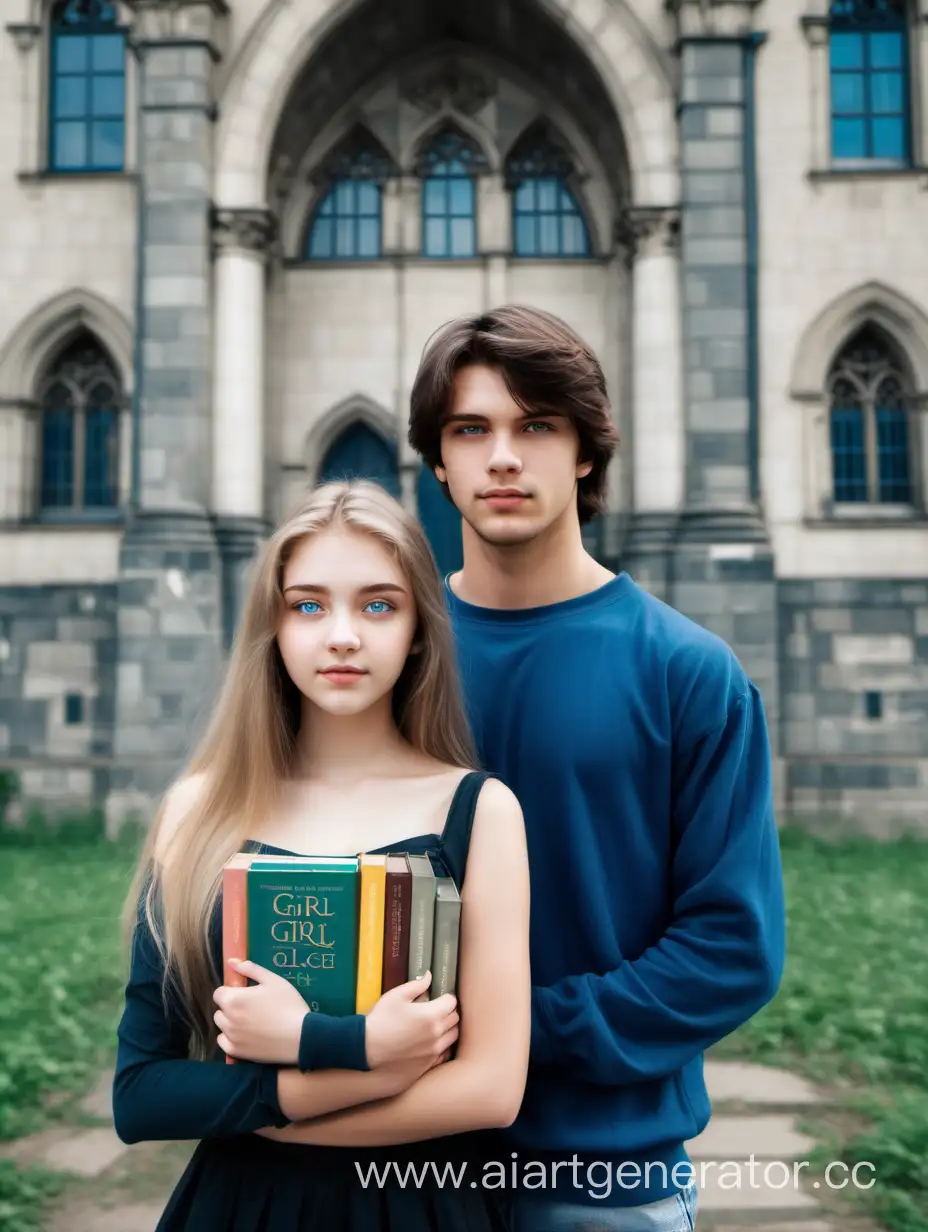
[{"x1": 444, "y1": 570, "x2": 636, "y2": 625}]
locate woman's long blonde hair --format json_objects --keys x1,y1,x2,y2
[{"x1": 125, "y1": 480, "x2": 477, "y2": 1056}]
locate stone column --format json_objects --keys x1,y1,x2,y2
[
  {"x1": 211, "y1": 209, "x2": 276, "y2": 648},
  {"x1": 619, "y1": 206, "x2": 684, "y2": 601},
  {"x1": 108, "y1": 0, "x2": 225, "y2": 828},
  {"x1": 670, "y1": 0, "x2": 780, "y2": 780}
]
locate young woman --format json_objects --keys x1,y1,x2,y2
[{"x1": 113, "y1": 480, "x2": 531, "y2": 1232}]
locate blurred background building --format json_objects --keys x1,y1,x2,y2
[{"x1": 0, "y1": 0, "x2": 926, "y2": 826}]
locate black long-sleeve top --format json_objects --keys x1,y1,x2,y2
[{"x1": 112, "y1": 892, "x2": 368, "y2": 1145}]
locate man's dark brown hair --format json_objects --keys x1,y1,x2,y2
[{"x1": 408, "y1": 304, "x2": 620, "y2": 525}]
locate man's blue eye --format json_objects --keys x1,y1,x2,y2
[
  {"x1": 365, "y1": 600, "x2": 394, "y2": 614},
  {"x1": 455, "y1": 425, "x2": 484, "y2": 435},
  {"x1": 296, "y1": 600, "x2": 321, "y2": 614},
  {"x1": 525, "y1": 421, "x2": 553, "y2": 432}
]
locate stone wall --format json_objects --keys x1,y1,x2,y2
[
  {"x1": 778, "y1": 580, "x2": 928, "y2": 830},
  {"x1": 0, "y1": 584, "x2": 116, "y2": 813}
]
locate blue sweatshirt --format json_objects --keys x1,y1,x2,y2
[{"x1": 447, "y1": 572, "x2": 785, "y2": 1207}]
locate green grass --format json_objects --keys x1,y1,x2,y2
[
  {"x1": 719, "y1": 826, "x2": 928, "y2": 1232},
  {"x1": 0, "y1": 820, "x2": 141, "y2": 1232}
]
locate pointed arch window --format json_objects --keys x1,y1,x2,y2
[
  {"x1": 828, "y1": 0, "x2": 910, "y2": 164},
  {"x1": 828, "y1": 326, "x2": 914, "y2": 505},
  {"x1": 39, "y1": 332, "x2": 122, "y2": 512},
  {"x1": 417, "y1": 127, "x2": 486, "y2": 259},
  {"x1": 306, "y1": 128, "x2": 395, "y2": 260},
  {"x1": 49, "y1": 0, "x2": 126, "y2": 172},
  {"x1": 506, "y1": 122, "x2": 590, "y2": 257}
]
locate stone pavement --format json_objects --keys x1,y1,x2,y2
[{"x1": 1, "y1": 1060, "x2": 877, "y2": 1231}]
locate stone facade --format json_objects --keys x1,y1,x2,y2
[{"x1": 0, "y1": 0, "x2": 926, "y2": 828}]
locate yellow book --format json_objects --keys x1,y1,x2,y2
[{"x1": 355, "y1": 854, "x2": 388, "y2": 1013}]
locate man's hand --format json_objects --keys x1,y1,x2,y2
[
  {"x1": 365, "y1": 972, "x2": 460, "y2": 1069},
  {"x1": 213, "y1": 959, "x2": 308, "y2": 1064}
]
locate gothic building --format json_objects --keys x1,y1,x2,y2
[{"x1": 0, "y1": 0, "x2": 926, "y2": 828}]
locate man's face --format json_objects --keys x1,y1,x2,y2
[{"x1": 435, "y1": 364, "x2": 592, "y2": 548}]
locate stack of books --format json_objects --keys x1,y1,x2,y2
[{"x1": 222, "y1": 853, "x2": 462, "y2": 1017}]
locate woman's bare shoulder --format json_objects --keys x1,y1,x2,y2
[
  {"x1": 474, "y1": 775, "x2": 523, "y2": 824},
  {"x1": 153, "y1": 772, "x2": 208, "y2": 864}
]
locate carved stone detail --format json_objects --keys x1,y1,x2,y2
[
  {"x1": 5, "y1": 23, "x2": 42, "y2": 53},
  {"x1": 401, "y1": 57, "x2": 496, "y2": 116},
  {"x1": 616, "y1": 207, "x2": 681, "y2": 261},
  {"x1": 211, "y1": 208, "x2": 278, "y2": 258}
]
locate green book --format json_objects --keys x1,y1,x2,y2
[
  {"x1": 430, "y1": 878, "x2": 462, "y2": 999},
  {"x1": 245, "y1": 857, "x2": 359, "y2": 1014}
]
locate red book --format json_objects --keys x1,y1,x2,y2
[
  {"x1": 381, "y1": 855, "x2": 412, "y2": 992},
  {"x1": 221, "y1": 853, "x2": 253, "y2": 1064}
]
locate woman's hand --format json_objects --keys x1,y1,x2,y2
[
  {"x1": 364, "y1": 972, "x2": 460, "y2": 1070},
  {"x1": 213, "y1": 959, "x2": 308, "y2": 1064}
]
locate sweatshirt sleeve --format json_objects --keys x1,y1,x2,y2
[
  {"x1": 112, "y1": 903, "x2": 290, "y2": 1144},
  {"x1": 530, "y1": 679, "x2": 785, "y2": 1086}
]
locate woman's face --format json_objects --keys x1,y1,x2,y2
[{"x1": 276, "y1": 526, "x2": 419, "y2": 719}]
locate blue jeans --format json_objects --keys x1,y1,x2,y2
[{"x1": 513, "y1": 1181, "x2": 698, "y2": 1232}]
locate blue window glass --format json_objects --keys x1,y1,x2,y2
[
  {"x1": 41, "y1": 383, "x2": 76, "y2": 508},
  {"x1": 307, "y1": 179, "x2": 382, "y2": 260},
  {"x1": 830, "y1": 399, "x2": 868, "y2": 502},
  {"x1": 40, "y1": 333, "x2": 122, "y2": 513},
  {"x1": 512, "y1": 177, "x2": 590, "y2": 257},
  {"x1": 829, "y1": 0, "x2": 909, "y2": 162},
  {"x1": 828, "y1": 325, "x2": 914, "y2": 506},
  {"x1": 50, "y1": 1, "x2": 125, "y2": 172},
  {"x1": 419, "y1": 129, "x2": 483, "y2": 258}
]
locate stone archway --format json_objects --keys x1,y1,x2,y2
[{"x1": 214, "y1": 0, "x2": 677, "y2": 211}]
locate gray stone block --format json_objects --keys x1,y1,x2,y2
[
  {"x1": 687, "y1": 308, "x2": 748, "y2": 339},
  {"x1": 686, "y1": 44, "x2": 744, "y2": 78},
  {"x1": 683, "y1": 139, "x2": 743, "y2": 171},
  {"x1": 683, "y1": 172, "x2": 744, "y2": 205},
  {"x1": 689, "y1": 399, "x2": 749, "y2": 433},
  {"x1": 684, "y1": 237, "x2": 746, "y2": 265},
  {"x1": 851, "y1": 607, "x2": 913, "y2": 636}
]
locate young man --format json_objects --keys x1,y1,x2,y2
[{"x1": 408, "y1": 305, "x2": 785, "y2": 1231}]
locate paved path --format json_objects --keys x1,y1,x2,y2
[{"x1": 2, "y1": 1060, "x2": 878, "y2": 1230}]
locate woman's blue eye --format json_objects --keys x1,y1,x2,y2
[
  {"x1": 296, "y1": 600, "x2": 321, "y2": 614},
  {"x1": 365, "y1": 600, "x2": 394, "y2": 614},
  {"x1": 524, "y1": 421, "x2": 553, "y2": 432},
  {"x1": 455, "y1": 425, "x2": 484, "y2": 435}
]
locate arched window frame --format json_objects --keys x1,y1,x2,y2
[
  {"x1": 504, "y1": 121, "x2": 592, "y2": 258},
  {"x1": 826, "y1": 325, "x2": 918, "y2": 508},
  {"x1": 303, "y1": 126, "x2": 397, "y2": 261},
  {"x1": 36, "y1": 331, "x2": 126, "y2": 520},
  {"x1": 47, "y1": 0, "x2": 127, "y2": 174},
  {"x1": 415, "y1": 125, "x2": 488, "y2": 260}
]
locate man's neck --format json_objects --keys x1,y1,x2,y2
[{"x1": 451, "y1": 516, "x2": 615, "y2": 611}]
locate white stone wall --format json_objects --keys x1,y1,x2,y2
[{"x1": 756, "y1": 0, "x2": 928, "y2": 580}]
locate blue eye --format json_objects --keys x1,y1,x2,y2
[
  {"x1": 454, "y1": 425, "x2": 485, "y2": 435},
  {"x1": 524, "y1": 421, "x2": 553, "y2": 433},
  {"x1": 365, "y1": 600, "x2": 394, "y2": 614},
  {"x1": 296, "y1": 600, "x2": 321, "y2": 614}
]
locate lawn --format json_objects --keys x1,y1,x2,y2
[
  {"x1": 0, "y1": 821, "x2": 926, "y2": 1231},
  {"x1": 718, "y1": 825, "x2": 928, "y2": 1232},
  {"x1": 0, "y1": 819, "x2": 141, "y2": 1231}
]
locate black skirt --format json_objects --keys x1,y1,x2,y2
[{"x1": 157, "y1": 1133, "x2": 514, "y2": 1232}]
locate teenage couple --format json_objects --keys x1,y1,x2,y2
[{"x1": 114, "y1": 305, "x2": 785, "y2": 1232}]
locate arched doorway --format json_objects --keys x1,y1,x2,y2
[
  {"x1": 417, "y1": 466, "x2": 463, "y2": 578},
  {"x1": 318, "y1": 421, "x2": 400, "y2": 498}
]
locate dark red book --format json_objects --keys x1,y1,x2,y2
[{"x1": 382, "y1": 855, "x2": 412, "y2": 991}]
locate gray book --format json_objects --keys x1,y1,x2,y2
[
  {"x1": 429, "y1": 877, "x2": 462, "y2": 999},
  {"x1": 406, "y1": 855, "x2": 436, "y2": 985}
]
